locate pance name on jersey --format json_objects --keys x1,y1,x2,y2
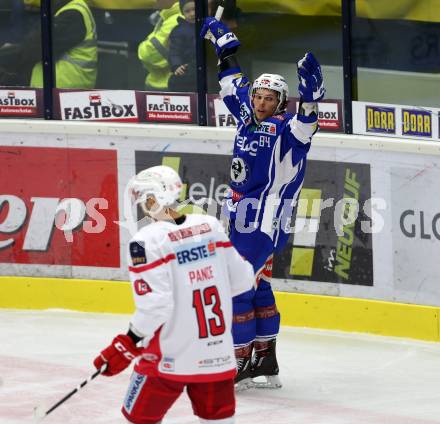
[{"x1": 188, "y1": 265, "x2": 214, "y2": 284}]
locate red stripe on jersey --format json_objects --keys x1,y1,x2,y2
[
  {"x1": 215, "y1": 241, "x2": 232, "y2": 248},
  {"x1": 157, "y1": 368, "x2": 237, "y2": 383},
  {"x1": 129, "y1": 253, "x2": 176, "y2": 273},
  {"x1": 135, "y1": 359, "x2": 236, "y2": 383}
]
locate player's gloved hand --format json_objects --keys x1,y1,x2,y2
[
  {"x1": 93, "y1": 334, "x2": 142, "y2": 377},
  {"x1": 297, "y1": 52, "x2": 325, "y2": 102},
  {"x1": 200, "y1": 17, "x2": 240, "y2": 58}
]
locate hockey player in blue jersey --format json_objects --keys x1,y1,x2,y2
[{"x1": 201, "y1": 17, "x2": 325, "y2": 390}]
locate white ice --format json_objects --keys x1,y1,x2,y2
[{"x1": 1, "y1": 309, "x2": 440, "y2": 424}]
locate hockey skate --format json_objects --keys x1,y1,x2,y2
[
  {"x1": 251, "y1": 339, "x2": 282, "y2": 389},
  {"x1": 234, "y1": 344, "x2": 254, "y2": 391}
]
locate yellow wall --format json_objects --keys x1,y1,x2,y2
[
  {"x1": 1, "y1": 276, "x2": 438, "y2": 342},
  {"x1": 86, "y1": 0, "x2": 440, "y2": 23},
  {"x1": 237, "y1": 0, "x2": 440, "y2": 23}
]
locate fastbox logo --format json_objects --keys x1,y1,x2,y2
[
  {"x1": 145, "y1": 94, "x2": 192, "y2": 122},
  {"x1": 60, "y1": 90, "x2": 139, "y2": 122},
  {"x1": 0, "y1": 90, "x2": 38, "y2": 116}
]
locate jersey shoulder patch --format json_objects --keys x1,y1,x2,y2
[
  {"x1": 130, "y1": 241, "x2": 147, "y2": 266},
  {"x1": 272, "y1": 114, "x2": 287, "y2": 122}
]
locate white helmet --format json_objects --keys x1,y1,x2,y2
[
  {"x1": 129, "y1": 165, "x2": 183, "y2": 213},
  {"x1": 252, "y1": 73, "x2": 289, "y2": 114}
]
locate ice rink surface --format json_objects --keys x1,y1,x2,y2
[{"x1": 1, "y1": 309, "x2": 440, "y2": 424}]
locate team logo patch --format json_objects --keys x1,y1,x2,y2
[
  {"x1": 230, "y1": 157, "x2": 249, "y2": 185},
  {"x1": 134, "y1": 279, "x2": 152, "y2": 295},
  {"x1": 130, "y1": 241, "x2": 147, "y2": 265},
  {"x1": 162, "y1": 357, "x2": 175, "y2": 371}
]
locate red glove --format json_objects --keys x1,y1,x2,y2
[{"x1": 94, "y1": 334, "x2": 142, "y2": 377}]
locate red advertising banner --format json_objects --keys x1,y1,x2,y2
[
  {"x1": 0, "y1": 88, "x2": 43, "y2": 118},
  {"x1": 0, "y1": 147, "x2": 120, "y2": 267}
]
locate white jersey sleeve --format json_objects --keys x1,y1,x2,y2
[
  {"x1": 127, "y1": 236, "x2": 174, "y2": 344},
  {"x1": 212, "y1": 219, "x2": 255, "y2": 296}
]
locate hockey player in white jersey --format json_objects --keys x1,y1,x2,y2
[
  {"x1": 201, "y1": 17, "x2": 325, "y2": 390},
  {"x1": 94, "y1": 165, "x2": 255, "y2": 424}
]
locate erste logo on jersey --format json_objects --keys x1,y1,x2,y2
[
  {"x1": 230, "y1": 157, "x2": 249, "y2": 185},
  {"x1": 175, "y1": 240, "x2": 216, "y2": 265},
  {"x1": 134, "y1": 279, "x2": 152, "y2": 295},
  {"x1": 256, "y1": 122, "x2": 276, "y2": 136}
]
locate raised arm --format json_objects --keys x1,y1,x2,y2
[
  {"x1": 201, "y1": 17, "x2": 253, "y2": 123},
  {"x1": 284, "y1": 53, "x2": 326, "y2": 164}
]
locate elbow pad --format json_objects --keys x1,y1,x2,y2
[{"x1": 218, "y1": 54, "x2": 241, "y2": 78}]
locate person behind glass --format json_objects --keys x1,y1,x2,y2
[
  {"x1": 0, "y1": 0, "x2": 97, "y2": 88},
  {"x1": 201, "y1": 18, "x2": 325, "y2": 390},
  {"x1": 93, "y1": 165, "x2": 255, "y2": 424},
  {"x1": 167, "y1": 0, "x2": 196, "y2": 92},
  {"x1": 138, "y1": 0, "x2": 181, "y2": 91}
]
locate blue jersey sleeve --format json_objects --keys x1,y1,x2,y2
[
  {"x1": 282, "y1": 114, "x2": 318, "y2": 166},
  {"x1": 219, "y1": 72, "x2": 254, "y2": 125}
]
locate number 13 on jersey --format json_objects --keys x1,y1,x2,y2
[{"x1": 192, "y1": 286, "x2": 226, "y2": 338}]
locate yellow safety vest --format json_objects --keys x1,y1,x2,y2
[
  {"x1": 138, "y1": 2, "x2": 181, "y2": 90},
  {"x1": 31, "y1": 0, "x2": 98, "y2": 88}
]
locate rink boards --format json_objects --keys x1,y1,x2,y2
[{"x1": 0, "y1": 120, "x2": 440, "y2": 341}]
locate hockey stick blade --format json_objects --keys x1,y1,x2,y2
[
  {"x1": 215, "y1": 0, "x2": 225, "y2": 20},
  {"x1": 33, "y1": 365, "x2": 106, "y2": 422}
]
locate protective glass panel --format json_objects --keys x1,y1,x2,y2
[
  {"x1": 353, "y1": 0, "x2": 440, "y2": 107},
  {"x1": 0, "y1": 0, "x2": 41, "y2": 87},
  {"x1": 49, "y1": 0, "x2": 198, "y2": 92},
  {"x1": 206, "y1": 0, "x2": 344, "y2": 128}
]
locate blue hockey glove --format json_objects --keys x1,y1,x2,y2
[
  {"x1": 200, "y1": 17, "x2": 240, "y2": 58},
  {"x1": 297, "y1": 52, "x2": 325, "y2": 102}
]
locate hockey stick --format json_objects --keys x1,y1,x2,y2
[
  {"x1": 215, "y1": 0, "x2": 225, "y2": 20},
  {"x1": 33, "y1": 365, "x2": 106, "y2": 422},
  {"x1": 204, "y1": 0, "x2": 226, "y2": 43}
]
